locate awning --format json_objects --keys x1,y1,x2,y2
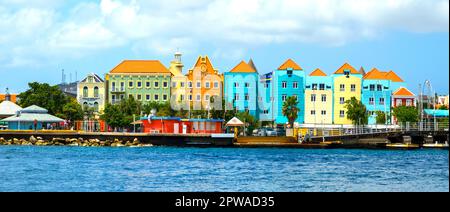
[{"x1": 226, "y1": 117, "x2": 244, "y2": 127}]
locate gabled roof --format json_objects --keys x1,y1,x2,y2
[
  {"x1": 363, "y1": 68, "x2": 387, "y2": 80},
  {"x1": 248, "y1": 59, "x2": 258, "y2": 72},
  {"x1": 229, "y1": 61, "x2": 257, "y2": 73},
  {"x1": 385, "y1": 70, "x2": 404, "y2": 82},
  {"x1": 110, "y1": 60, "x2": 169, "y2": 74},
  {"x1": 22, "y1": 105, "x2": 48, "y2": 114},
  {"x1": 309, "y1": 69, "x2": 327, "y2": 76},
  {"x1": 359, "y1": 67, "x2": 366, "y2": 75},
  {"x1": 277, "y1": 59, "x2": 302, "y2": 70},
  {"x1": 0, "y1": 101, "x2": 22, "y2": 116},
  {"x1": 393, "y1": 87, "x2": 415, "y2": 96},
  {"x1": 189, "y1": 56, "x2": 218, "y2": 73},
  {"x1": 334, "y1": 63, "x2": 359, "y2": 74},
  {"x1": 80, "y1": 73, "x2": 104, "y2": 83}
]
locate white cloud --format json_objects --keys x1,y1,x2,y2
[{"x1": 0, "y1": 0, "x2": 448, "y2": 68}]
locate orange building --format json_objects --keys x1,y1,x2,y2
[
  {"x1": 186, "y1": 56, "x2": 223, "y2": 110},
  {"x1": 0, "y1": 94, "x2": 17, "y2": 103}
]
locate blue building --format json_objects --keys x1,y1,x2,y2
[
  {"x1": 224, "y1": 60, "x2": 259, "y2": 118},
  {"x1": 1, "y1": 105, "x2": 64, "y2": 130},
  {"x1": 362, "y1": 68, "x2": 393, "y2": 125},
  {"x1": 258, "y1": 72, "x2": 274, "y2": 122},
  {"x1": 272, "y1": 59, "x2": 305, "y2": 125}
]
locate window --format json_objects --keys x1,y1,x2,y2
[
  {"x1": 396, "y1": 99, "x2": 402, "y2": 106},
  {"x1": 311, "y1": 94, "x2": 316, "y2": 102},
  {"x1": 120, "y1": 94, "x2": 124, "y2": 100},
  {"x1": 312, "y1": 83, "x2": 318, "y2": 90},
  {"x1": 205, "y1": 82, "x2": 210, "y2": 88},
  {"x1": 196, "y1": 94, "x2": 201, "y2": 101},
  {"x1": 379, "y1": 98, "x2": 385, "y2": 105},
  {"x1": 154, "y1": 82, "x2": 159, "y2": 88},
  {"x1": 293, "y1": 82, "x2": 298, "y2": 89},
  {"x1": 264, "y1": 83, "x2": 269, "y2": 88},
  {"x1": 406, "y1": 99, "x2": 412, "y2": 106},
  {"x1": 311, "y1": 110, "x2": 316, "y2": 115},
  {"x1": 205, "y1": 95, "x2": 210, "y2": 101},
  {"x1": 180, "y1": 95, "x2": 185, "y2": 101},
  {"x1": 83, "y1": 86, "x2": 88, "y2": 97},
  {"x1": 146, "y1": 81, "x2": 151, "y2": 88},
  {"x1": 377, "y1": 84, "x2": 382, "y2": 91},
  {"x1": 263, "y1": 110, "x2": 269, "y2": 114},
  {"x1": 137, "y1": 94, "x2": 142, "y2": 101},
  {"x1": 154, "y1": 94, "x2": 159, "y2": 101},
  {"x1": 321, "y1": 94, "x2": 327, "y2": 102},
  {"x1": 370, "y1": 85, "x2": 375, "y2": 91},
  {"x1": 245, "y1": 83, "x2": 250, "y2": 88},
  {"x1": 340, "y1": 84, "x2": 345, "y2": 92},
  {"x1": 214, "y1": 81, "x2": 219, "y2": 88},
  {"x1": 340, "y1": 97, "x2": 345, "y2": 104},
  {"x1": 163, "y1": 82, "x2": 168, "y2": 88},
  {"x1": 163, "y1": 95, "x2": 168, "y2": 101},
  {"x1": 234, "y1": 93, "x2": 239, "y2": 101},
  {"x1": 137, "y1": 81, "x2": 142, "y2": 88},
  {"x1": 282, "y1": 95, "x2": 287, "y2": 101},
  {"x1": 196, "y1": 81, "x2": 201, "y2": 88},
  {"x1": 340, "y1": 110, "x2": 345, "y2": 118},
  {"x1": 94, "y1": 86, "x2": 99, "y2": 98},
  {"x1": 129, "y1": 94, "x2": 133, "y2": 99},
  {"x1": 245, "y1": 107, "x2": 249, "y2": 113},
  {"x1": 188, "y1": 81, "x2": 193, "y2": 88},
  {"x1": 129, "y1": 81, "x2": 133, "y2": 88},
  {"x1": 111, "y1": 82, "x2": 116, "y2": 91},
  {"x1": 180, "y1": 82, "x2": 185, "y2": 88},
  {"x1": 189, "y1": 95, "x2": 192, "y2": 101},
  {"x1": 111, "y1": 94, "x2": 116, "y2": 102},
  {"x1": 245, "y1": 94, "x2": 249, "y2": 101},
  {"x1": 351, "y1": 84, "x2": 356, "y2": 92},
  {"x1": 282, "y1": 81, "x2": 287, "y2": 88},
  {"x1": 369, "y1": 97, "x2": 375, "y2": 105},
  {"x1": 172, "y1": 82, "x2": 177, "y2": 88},
  {"x1": 120, "y1": 82, "x2": 125, "y2": 91},
  {"x1": 234, "y1": 82, "x2": 239, "y2": 88},
  {"x1": 146, "y1": 95, "x2": 150, "y2": 101},
  {"x1": 319, "y1": 84, "x2": 325, "y2": 90},
  {"x1": 321, "y1": 110, "x2": 327, "y2": 115},
  {"x1": 94, "y1": 102, "x2": 99, "y2": 112}
]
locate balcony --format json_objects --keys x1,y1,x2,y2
[{"x1": 111, "y1": 88, "x2": 125, "y2": 93}]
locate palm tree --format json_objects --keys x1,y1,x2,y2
[{"x1": 282, "y1": 96, "x2": 299, "y2": 128}]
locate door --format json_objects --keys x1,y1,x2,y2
[{"x1": 174, "y1": 123, "x2": 179, "y2": 134}]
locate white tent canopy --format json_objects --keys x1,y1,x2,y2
[
  {"x1": 0, "y1": 101, "x2": 22, "y2": 117},
  {"x1": 226, "y1": 117, "x2": 244, "y2": 127}
]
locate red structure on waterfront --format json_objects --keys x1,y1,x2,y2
[{"x1": 141, "y1": 117, "x2": 224, "y2": 134}]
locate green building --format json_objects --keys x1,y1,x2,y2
[{"x1": 106, "y1": 60, "x2": 171, "y2": 104}]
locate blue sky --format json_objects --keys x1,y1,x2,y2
[{"x1": 0, "y1": 0, "x2": 449, "y2": 94}]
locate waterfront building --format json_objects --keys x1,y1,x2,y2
[
  {"x1": 392, "y1": 87, "x2": 416, "y2": 124},
  {"x1": 332, "y1": 63, "x2": 363, "y2": 125},
  {"x1": 77, "y1": 73, "x2": 106, "y2": 114},
  {"x1": 304, "y1": 69, "x2": 333, "y2": 124},
  {"x1": 140, "y1": 116, "x2": 224, "y2": 134},
  {"x1": 384, "y1": 70, "x2": 406, "y2": 91},
  {"x1": 1, "y1": 105, "x2": 64, "y2": 130},
  {"x1": 0, "y1": 100, "x2": 22, "y2": 130},
  {"x1": 272, "y1": 59, "x2": 305, "y2": 125},
  {"x1": 168, "y1": 52, "x2": 190, "y2": 111},
  {"x1": 258, "y1": 72, "x2": 274, "y2": 122},
  {"x1": 106, "y1": 60, "x2": 171, "y2": 104},
  {"x1": 437, "y1": 95, "x2": 449, "y2": 108},
  {"x1": 362, "y1": 68, "x2": 393, "y2": 125},
  {"x1": 224, "y1": 60, "x2": 259, "y2": 118},
  {"x1": 186, "y1": 56, "x2": 223, "y2": 111}
]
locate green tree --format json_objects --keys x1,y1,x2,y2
[
  {"x1": 438, "y1": 105, "x2": 448, "y2": 110},
  {"x1": 101, "y1": 103, "x2": 127, "y2": 129},
  {"x1": 392, "y1": 106, "x2": 418, "y2": 123},
  {"x1": 282, "y1": 96, "x2": 299, "y2": 128},
  {"x1": 344, "y1": 97, "x2": 368, "y2": 125},
  {"x1": 375, "y1": 111, "x2": 387, "y2": 125},
  {"x1": 60, "y1": 100, "x2": 84, "y2": 125},
  {"x1": 236, "y1": 111, "x2": 258, "y2": 136},
  {"x1": 17, "y1": 82, "x2": 70, "y2": 115}
]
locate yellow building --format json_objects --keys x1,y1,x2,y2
[
  {"x1": 186, "y1": 56, "x2": 223, "y2": 110},
  {"x1": 77, "y1": 73, "x2": 106, "y2": 115},
  {"x1": 332, "y1": 63, "x2": 363, "y2": 125},
  {"x1": 305, "y1": 69, "x2": 333, "y2": 124}
]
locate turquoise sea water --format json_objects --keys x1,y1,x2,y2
[{"x1": 0, "y1": 146, "x2": 448, "y2": 192}]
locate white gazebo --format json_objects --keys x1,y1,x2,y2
[
  {"x1": 226, "y1": 117, "x2": 244, "y2": 138},
  {"x1": 0, "y1": 101, "x2": 22, "y2": 118}
]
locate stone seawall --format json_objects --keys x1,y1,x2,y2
[{"x1": 0, "y1": 136, "x2": 151, "y2": 147}]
